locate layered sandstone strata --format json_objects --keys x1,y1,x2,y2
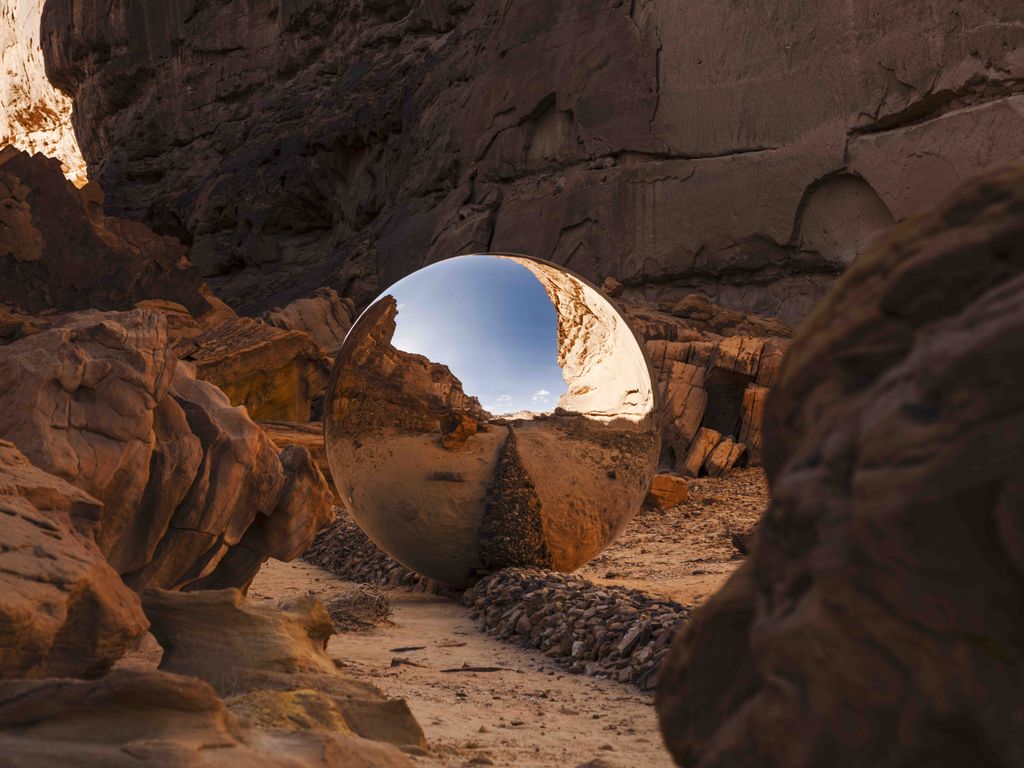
[
  {"x1": 656, "y1": 164, "x2": 1024, "y2": 766},
  {"x1": 0, "y1": 309, "x2": 334, "y2": 593},
  {"x1": 38, "y1": 0, "x2": 1024, "y2": 323}
]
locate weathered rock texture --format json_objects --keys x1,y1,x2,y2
[
  {"x1": 142, "y1": 588, "x2": 427, "y2": 754},
  {"x1": 0, "y1": 147, "x2": 214, "y2": 316},
  {"x1": 181, "y1": 315, "x2": 329, "y2": 422},
  {"x1": 0, "y1": 669, "x2": 414, "y2": 767},
  {"x1": 0, "y1": 148, "x2": 334, "y2": 422},
  {"x1": 39, "y1": 1, "x2": 1024, "y2": 323},
  {"x1": 0, "y1": 439, "x2": 147, "y2": 679},
  {"x1": 0, "y1": 309, "x2": 333, "y2": 593},
  {"x1": 656, "y1": 165, "x2": 1024, "y2": 766},
  {"x1": 621, "y1": 295, "x2": 790, "y2": 474},
  {"x1": 0, "y1": 0, "x2": 84, "y2": 184}
]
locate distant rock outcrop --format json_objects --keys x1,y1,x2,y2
[
  {"x1": 656, "y1": 165, "x2": 1024, "y2": 766},
  {"x1": 0, "y1": 309, "x2": 334, "y2": 593},
  {"x1": 621, "y1": 297, "x2": 790, "y2": 474},
  {"x1": 38, "y1": 0, "x2": 1024, "y2": 323}
]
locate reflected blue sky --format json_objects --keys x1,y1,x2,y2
[{"x1": 386, "y1": 255, "x2": 567, "y2": 415}]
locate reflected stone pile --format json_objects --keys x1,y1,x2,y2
[{"x1": 324, "y1": 254, "x2": 660, "y2": 588}]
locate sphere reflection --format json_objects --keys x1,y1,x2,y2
[{"x1": 324, "y1": 254, "x2": 660, "y2": 588}]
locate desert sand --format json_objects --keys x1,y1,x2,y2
[{"x1": 246, "y1": 469, "x2": 767, "y2": 768}]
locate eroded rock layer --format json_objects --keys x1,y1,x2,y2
[
  {"x1": 656, "y1": 165, "x2": 1024, "y2": 766},
  {"x1": 38, "y1": 0, "x2": 1024, "y2": 322},
  {"x1": 0, "y1": 669, "x2": 414, "y2": 767},
  {"x1": 0, "y1": 440, "x2": 147, "y2": 679},
  {"x1": 621, "y1": 295, "x2": 790, "y2": 473},
  {"x1": 0, "y1": 309, "x2": 334, "y2": 593}
]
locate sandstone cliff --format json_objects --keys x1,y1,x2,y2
[
  {"x1": 0, "y1": 0, "x2": 84, "y2": 184},
  {"x1": 38, "y1": 0, "x2": 1024, "y2": 323}
]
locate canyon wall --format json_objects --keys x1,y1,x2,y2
[
  {"x1": 0, "y1": 0, "x2": 83, "y2": 184},
  {"x1": 38, "y1": 0, "x2": 1024, "y2": 322}
]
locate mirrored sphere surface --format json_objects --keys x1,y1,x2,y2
[{"x1": 324, "y1": 254, "x2": 660, "y2": 588}]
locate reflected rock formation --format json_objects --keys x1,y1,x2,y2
[{"x1": 324, "y1": 254, "x2": 659, "y2": 587}]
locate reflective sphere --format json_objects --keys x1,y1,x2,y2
[{"x1": 324, "y1": 254, "x2": 660, "y2": 587}]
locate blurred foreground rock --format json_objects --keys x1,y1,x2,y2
[
  {"x1": 0, "y1": 309, "x2": 333, "y2": 593},
  {"x1": 657, "y1": 166, "x2": 1024, "y2": 765},
  {"x1": 143, "y1": 588, "x2": 427, "y2": 754},
  {"x1": 0, "y1": 669, "x2": 413, "y2": 767},
  {"x1": 621, "y1": 296, "x2": 790, "y2": 475}
]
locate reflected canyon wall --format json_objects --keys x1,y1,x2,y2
[{"x1": 33, "y1": 0, "x2": 1024, "y2": 323}]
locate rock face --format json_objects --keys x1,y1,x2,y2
[
  {"x1": 0, "y1": 669, "x2": 414, "y2": 767},
  {"x1": 656, "y1": 166, "x2": 1024, "y2": 765},
  {"x1": 514, "y1": 257, "x2": 655, "y2": 422},
  {"x1": 0, "y1": 148, "x2": 214, "y2": 317},
  {"x1": 0, "y1": 0, "x2": 84, "y2": 184},
  {"x1": 0, "y1": 309, "x2": 333, "y2": 592},
  {"x1": 264, "y1": 287, "x2": 355, "y2": 356},
  {"x1": 181, "y1": 315, "x2": 329, "y2": 423},
  {"x1": 330, "y1": 295, "x2": 489, "y2": 436},
  {"x1": 0, "y1": 440, "x2": 147, "y2": 679},
  {"x1": 621, "y1": 297, "x2": 790, "y2": 474},
  {"x1": 142, "y1": 588, "x2": 427, "y2": 754},
  {"x1": 39, "y1": 1, "x2": 1024, "y2": 323}
]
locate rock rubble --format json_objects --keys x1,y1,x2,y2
[
  {"x1": 303, "y1": 510, "x2": 446, "y2": 595},
  {"x1": 463, "y1": 568, "x2": 690, "y2": 692}
]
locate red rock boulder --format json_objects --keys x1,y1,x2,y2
[{"x1": 656, "y1": 166, "x2": 1024, "y2": 766}]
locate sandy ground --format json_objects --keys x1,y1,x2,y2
[
  {"x1": 580, "y1": 468, "x2": 768, "y2": 604},
  {"x1": 247, "y1": 468, "x2": 768, "y2": 767}
]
